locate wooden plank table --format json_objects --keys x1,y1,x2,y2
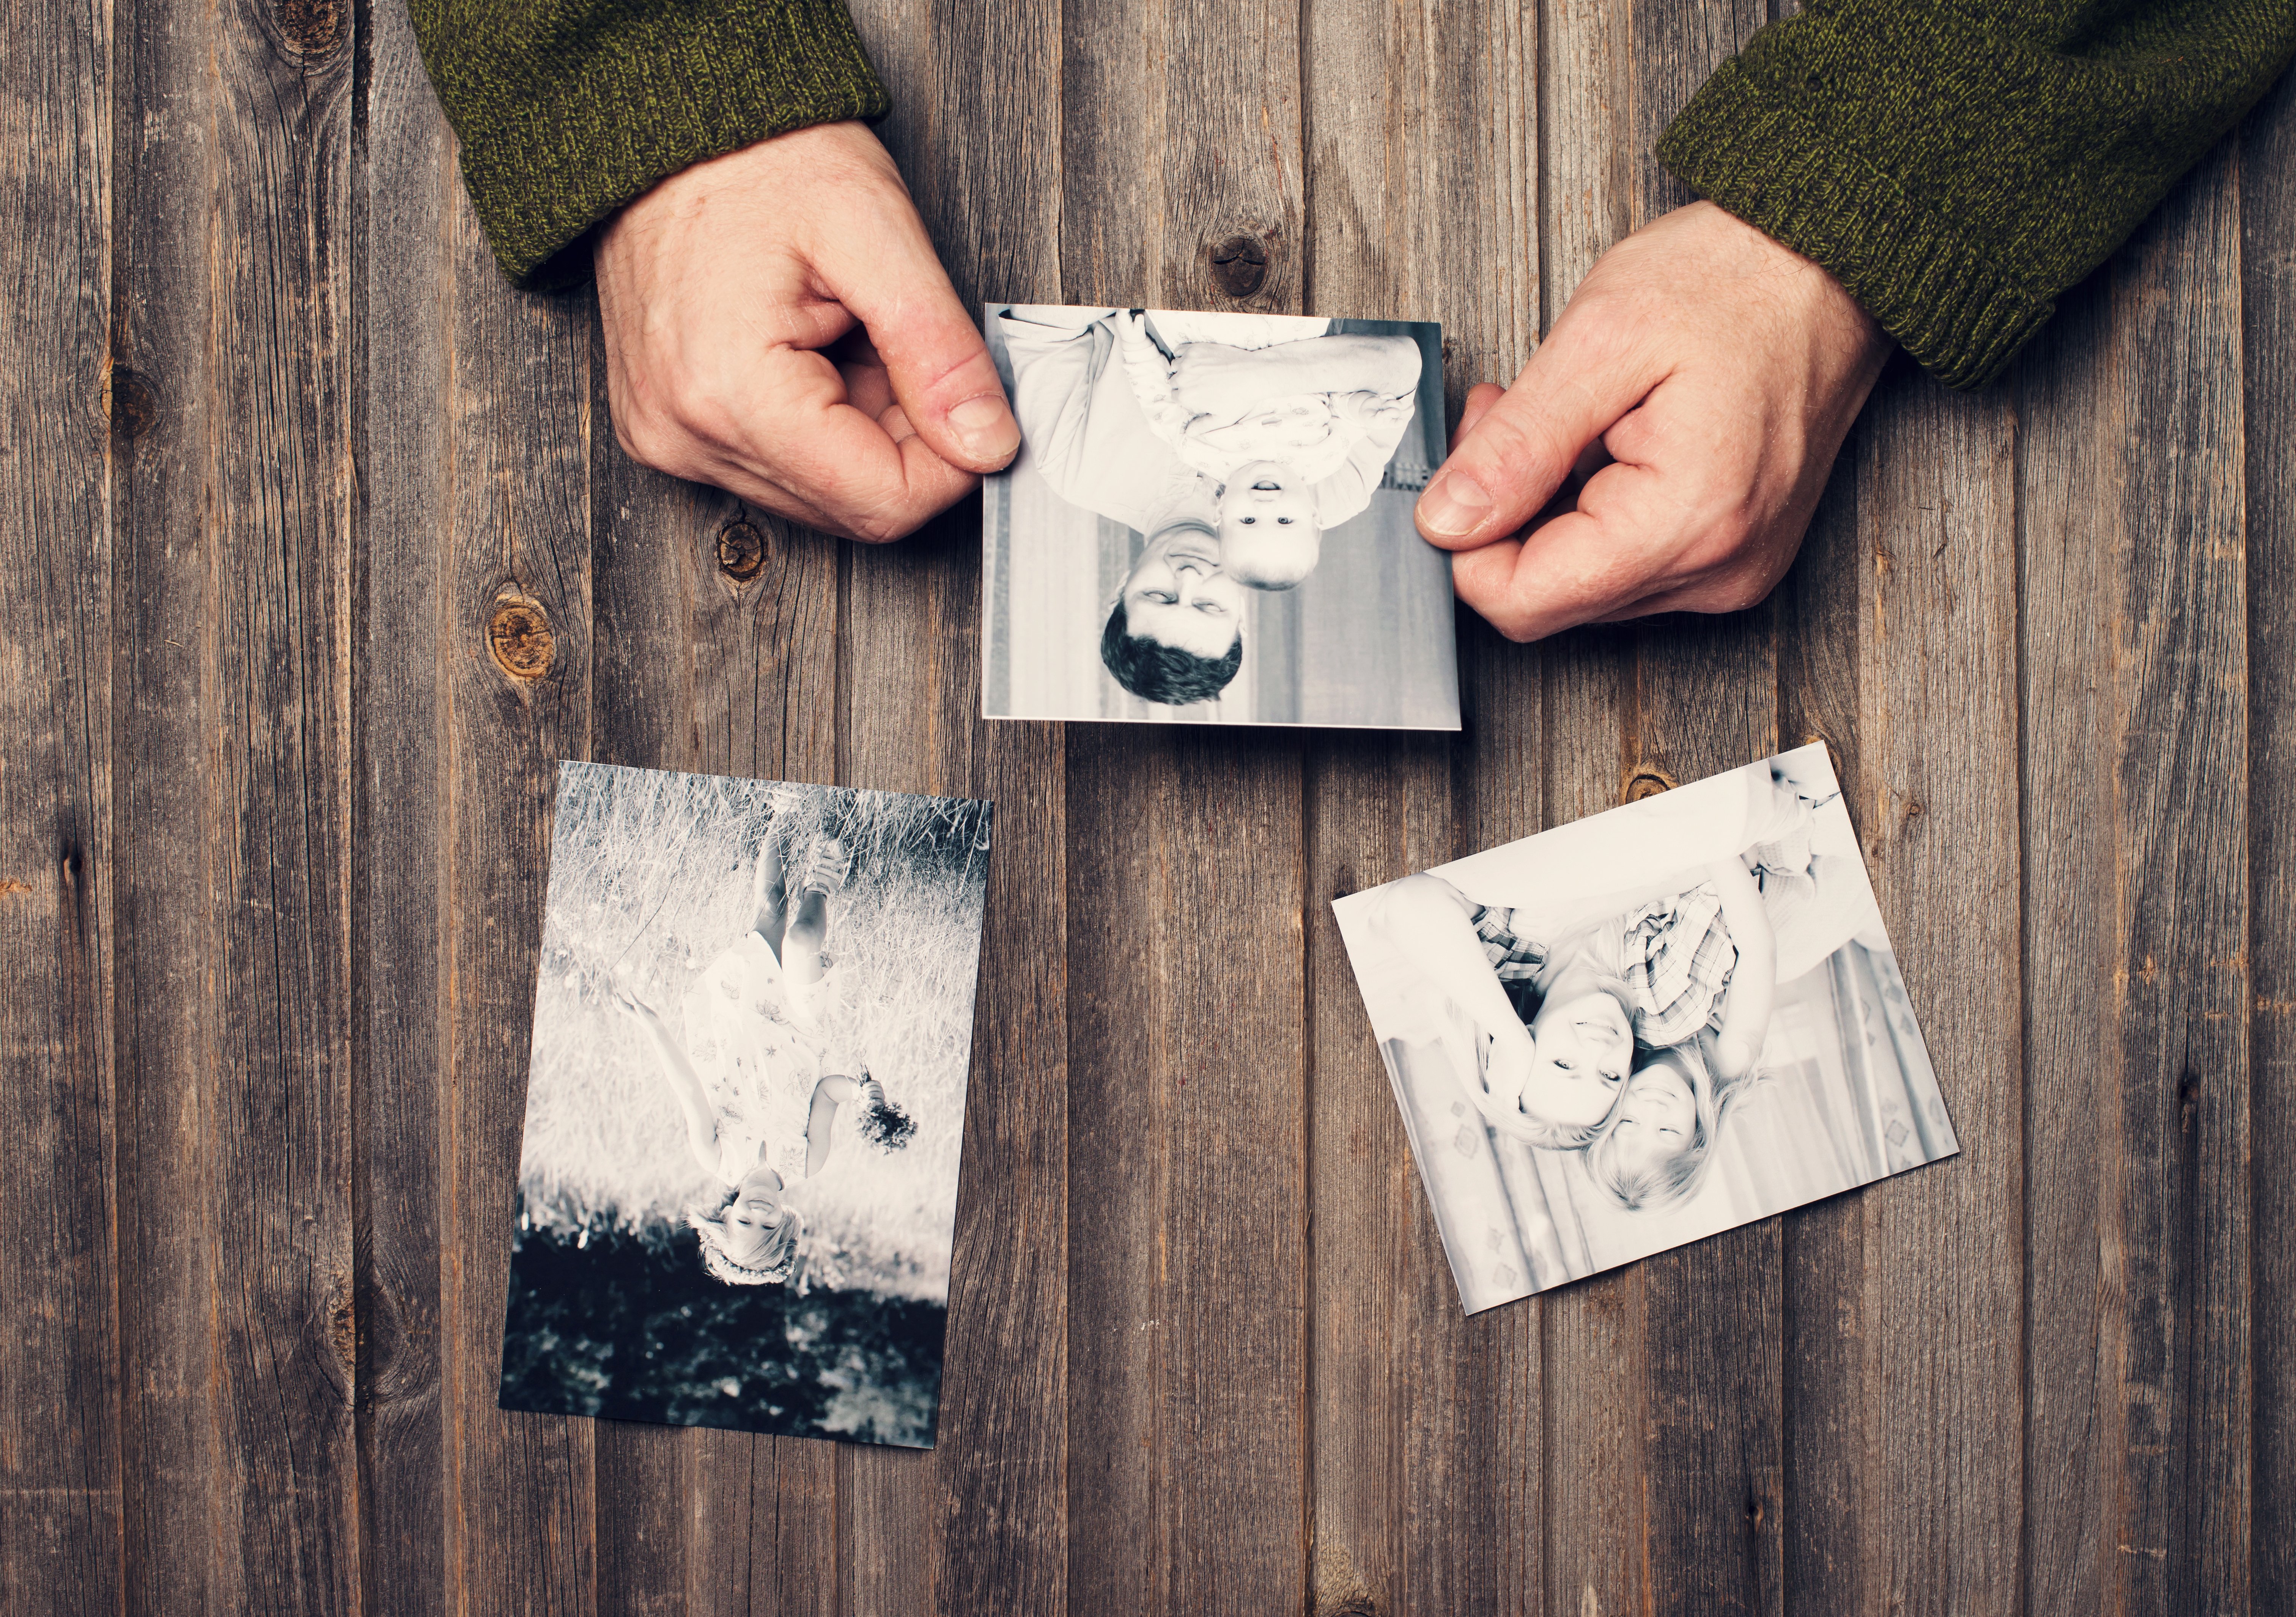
[{"x1": 2, "y1": 0, "x2": 2289, "y2": 1610}]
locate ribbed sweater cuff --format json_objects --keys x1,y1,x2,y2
[
  {"x1": 1657, "y1": 55, "x2": 2053, "y2": 390},
  {"x1": 441, "y1": 0, "x2": 891, "y2": 291}
]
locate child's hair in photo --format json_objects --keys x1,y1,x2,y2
[
  {"x1": 1464, "y1": 1088, "x2": 1613, "y2": 1154},
  {"x1": 1586, "y1": 1033, "x2": 1760, "y2": 1214},
  {"x1": 687, "y1": 1196, "x2": 802, "y2": 1287},
  {"x1": 1459, "y1": 960, "x2": 1640, "y2": 1152}
]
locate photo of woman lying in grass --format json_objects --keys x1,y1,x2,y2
[
  {"x1": 499, "y1": 764, "x2": 991, "y2": 1446},
  {"x1": 1332, "y1": 743, "x2": 1957, "y2": 1314}
]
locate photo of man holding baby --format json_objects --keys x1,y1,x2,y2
[{"x1": 980, "y1": 304, "x2": 1459, "y2": 729}]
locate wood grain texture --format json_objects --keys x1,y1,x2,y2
[
  {"x1": 1773, "y1": 441, "x2": 1870, "y2": 1615},
  {"x1": 435, "y1": 267, "x2": 600, "y2": 1617},
  {"x1": 1531, "y1": 2, "x2": 1642, "y2": 1612},
  {"x1": 1621, "y1": 5, "x2": 1786, "y2": 1612},
  {"x1": 362, "y1": 4, "x2": 604, "y2": 1606},
  {"x1": 112, "y1": 0, "x2": 362, "y2": 1611},
  {"x1": 2246, "y1": 62, "x2": 2296, "y2": 1617},
  {"x1": 1857, "y1": 373, "x2": 2023, "y2": 1616},
  {"x1": 2022, "y1": 139, "x2": 2253, "y2": 1617},
  {"x1": 0, "y1": 0, "x2": 120, "y2": 1608},
  {"x1": 1055, "y1": 2, "x2": 1311, "y2": 1614},
  {"x1": 1302, "y1": 2, "x2": 1540, "y2": 1612},
  {"x1": 835, "y1": 0, "x2": 1071, "y2": 1609},
  {"x1": 587, "y1": 425, "x2": 845, "y2": 1617},
  {"x1": 358, "y1": 3, "x2": 456, "y2": 1607}
]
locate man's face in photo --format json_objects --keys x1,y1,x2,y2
[{"x1": 1120, "y1": 524, "x2": 1246, "y2": 660}]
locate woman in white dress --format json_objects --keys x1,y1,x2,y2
[{"x1": 615, "y1": 813, "x2": 915, "y2": 1286}]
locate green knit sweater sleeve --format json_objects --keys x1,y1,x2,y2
[
  {"x1": 1658, "y1": 2, "x2": 2296, "y2": 388},
  {"x1": 407, "y1": 0, "x2": 891, "y2": 291}
]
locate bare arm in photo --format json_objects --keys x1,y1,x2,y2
[
  {"x1": 616, "y1": 991, "x2": 721, "y2": 1175},
  {"x1": 1167, "y1": 333, "x2": 1420, "y2": 426},
  {"x1": 996, "y1": 309, "x2": 1183, "y2": 532},
  {"x1": 802, "y1": 1072, "x2": 880, "y2": 1177},
  {"x1": 1441, "y1": 759, "x2": 1773, "y2": 929},
  {"x1": 1705, "y1": 856, "x2": 1777, "y2": 1081},
  {"x1": 1372, "y1": 874, "x2": 1537, "y2": 1072}
]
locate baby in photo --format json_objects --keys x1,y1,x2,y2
[
  {"x1": 1105, "y1": 310, "x2": 1424, "y2": 588},
  {"x1": 989, "y1": 304, "x2": 1440, "y2": 714},
  {"x1": 1367, "y1": 763, "x2": 1805, "y2": 1151}
]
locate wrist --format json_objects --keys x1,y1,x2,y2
[
  {"x1": 1749, "y1": 209, "x2": 1889, "y2": 375},
  {"x1": 602, "y1": 120, "x2": 887, "y2": 258}
]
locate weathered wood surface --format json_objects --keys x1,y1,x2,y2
[{"x1": 1, "y1": 0, "x2": 2288, "y2": 1611}]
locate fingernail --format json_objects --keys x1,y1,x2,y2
[
  {"x1": 1418, "y1": 470, "x2": 1494, "y2": 536},
  {"x1": 947, "y1": 394, "x2": 1019, "y2": 463}
]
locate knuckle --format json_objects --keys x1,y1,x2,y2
[
  {"x1": 847, "y1": 508, "x2": 910, "y2": 544},
  {"x1": 665, "y1": 382, "x2": 741, "y2": 447},
  {"x1": 1460, "y1": 405, "x2": 1565, "y2": 491},
  {"x1": 613, "y1": 404, "x2": 674, "y2": 471}
]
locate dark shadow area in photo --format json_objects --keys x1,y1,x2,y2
[{"x1": 499, "y1": 1220, "x2": 948, "y2": 1447}]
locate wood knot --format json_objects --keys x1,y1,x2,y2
[
  {"x1": 105, "y1": 366, "x2": 157, "y2": 440},
  {"x1": 330, "y1": 1286, "x2": 357, "y2": 1376},
  {"x1": 1624, "y1": 768, "x2": 1676, "y2": 804},
  {"x1": 1210, "y1": 233, "x2": 1269, "y2": 298},
  {"x1": 275, "y1": 0, "x2": 346, "y2": 55},
  {"x1": 716, "y1": 519, "x2": 767, "y2": 584},
  {"x1": 487, "y1": 594, "x2": 554, "y2": 683}
]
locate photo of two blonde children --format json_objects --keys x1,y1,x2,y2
[{"x1": 1333, "y1": 743, "x2": 1957, "y2": 1313}]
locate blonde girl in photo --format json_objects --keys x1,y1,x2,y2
[
  {"x1": 614, "y1": 809, "x2": 915, "y2": 1286},
  {"x1": 1585, "y1": 1033, "x2": 1767, "y2": 1213},
  {"x1": 1532, "y1": 848, "x2": 1776, "y2": 1214}
]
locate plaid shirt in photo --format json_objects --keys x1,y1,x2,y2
[
  {"x1": 1618, "y1": 884, "x2": 1735, "y2": 1048},
  {"x1": 1468, "y1": 903, "x2": 1548, "y2": 982},
  {"x1": 1465, "y1": 887, "x2": 1738, "y2": 1048}
]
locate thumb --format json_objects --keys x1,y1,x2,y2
[
  {"x1": 1451, "y1": 382, "x2": 1504, "y2": 451},
  {"x1": 1415, "y1": 327, "x2": 1660, "y2": 550},
  {"x1": 818, "y1": 203, "x2": 1018, "y2": 474}
]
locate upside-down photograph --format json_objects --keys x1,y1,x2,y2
[
  {"x1": 497, "y1": 764, "x2": 992, "y2": 1447},
  {"x1": 1333, "y1": 744, "x2": 1957, "y2": 1314},
  {"x1": 980, "y1": 304, "x2": 1460, "y2": 729}
]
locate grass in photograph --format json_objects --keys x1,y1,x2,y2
[{"x1": 517, "y1": 763, "x2": 991, "y2": 1302}]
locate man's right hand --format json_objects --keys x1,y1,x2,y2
[{"x1": 594, "y1": 120, "x2": 1018, "y2": 543}]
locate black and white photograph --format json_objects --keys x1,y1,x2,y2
[
  {"x1": 497, "y1": 763, "x2": 991, "y2": 1447},
  {"x1": 1333, "y1": 743, "x2": 1957, "y2": 1314},
  {"x1": 980, "y1": 304, "x2": 1461, "y2": 729}
]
